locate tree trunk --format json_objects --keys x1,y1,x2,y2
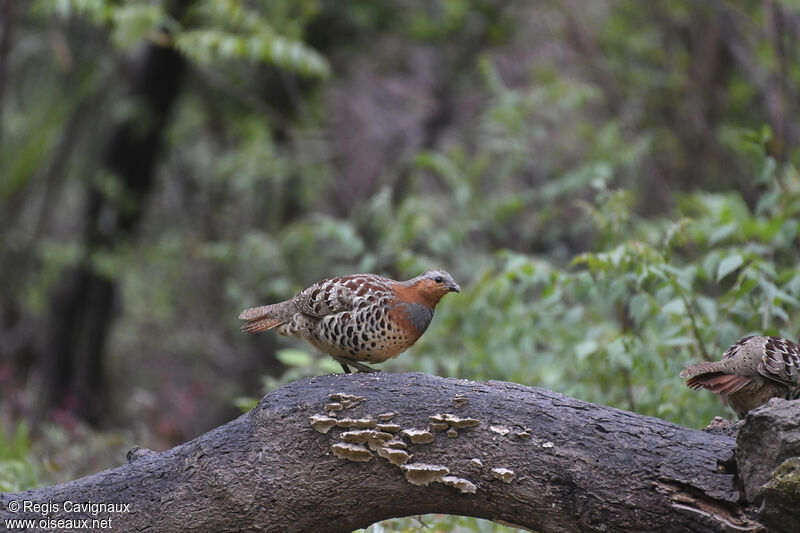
[
  {"x1": 3, "y1": 373, "x2": 780, "y2": 532},
  {"x1": 38, "y1": 1, "x2": 190, "y2": 424}
]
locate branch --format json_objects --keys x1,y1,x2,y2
[{"x1": 0, "y1": 373, "x2": 767, "y2": 532}]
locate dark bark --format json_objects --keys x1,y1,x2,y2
[
  {"x1": 736, "y1": 398, "x2": 800, "y2": 532},
  {"x1": 39, "y1": 3, "x2": 190, "y2": 424},
  {"x1": 1, "y1": 373, "x2": 772, "y2": 532},
  {"x1": 0, "y1": 0, "x2": 12, "y2": 144}
]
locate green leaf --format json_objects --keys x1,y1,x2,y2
[
  {"x1": 708, "y1": 223, "x2": 737, "y2": 245},
  {"x1": 32, "y1": 0, "x2": 112, "y2": 24},
  {"x1": 717, "y1": 254, "x2": 743, "y2": 282},
  {"x1": 276, "y1": 349, "x2": 313, "y2": 367},
  {"x1": 756, "y1": 156, "x2": 776, "y2": 185},
  {"x1": 574, "y1": 340, "x2": 598, "y2": 361},
  {"x1": 232, "y1": 396, "x2": 259, "y2": 413},
  {"x1": 755, "y1": 190, "x2": 780, "y2": 215},
  {"x1": 661, "y1": 298, "x2": 685, "y2": 315},
  {"x1": 319, "y1": 358, "x2": 342, "y2": 373},
  {"x1": 110, "y1": 4, "x2": 166, "y2": 47},
  {"x1": 663, "y1": 336, "x2": 694, "y2": 347},
  {"x1": 629, "y1": 293, "x2": 652, "y2": 326},
  {"x1": 174, "y1": 30, "x2": 330, "y2": 78}
]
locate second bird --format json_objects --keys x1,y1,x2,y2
[
  {"x1": 681, "y1": 335, "x2": 800, "y2": 418},
  {"x1": 239, "y1": 270, "x2": 460, "y2": 373}
]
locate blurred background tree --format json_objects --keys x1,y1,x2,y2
[{"x1": 2, "y1": 0, "x2": 800, "y2": 530}]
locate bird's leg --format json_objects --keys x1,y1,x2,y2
[
  {"x1": 329, "y1": 354, "x2": 379, "y2": 373},
  {"x1": 348, "y1": 360, "x2": 380, "y2": 373},
  {"x1": 329, "y1": 354, "x2": 356, "y2": 374}
]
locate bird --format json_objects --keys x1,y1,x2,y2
[
  {"x1": 680, "y1": 336, "x2": 800, "y2": 418},
  {"x1": 239, "y1": 270, "x2": 460, "y2": 373}
]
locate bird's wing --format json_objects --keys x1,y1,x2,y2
[
  {"x1": 757, "y1": 336, "x2": 800, "y2": 386},
  {"x1": 680, "y1": 336, "x2": 754, "y2": 379},
  {"x1": 293, "y1": 274, "x2": 394, "y2": 317},
  {"x1": 720, "y1": 336, "x2": 755, "y2": 361}
]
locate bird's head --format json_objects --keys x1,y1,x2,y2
[{"x1": 405, "y1": 269, "x2": 461, "y2": 305}]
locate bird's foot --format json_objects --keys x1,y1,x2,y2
[{"x1": 331, "y1": 356, "x2": 380, "y2": 374}]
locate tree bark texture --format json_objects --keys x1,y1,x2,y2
[
  {"x1": 736, "y1": 398, "x2": 800, "y2": 532},
  {"x1": 1, "y1": 373, "x2": 775, "y2": 532}
]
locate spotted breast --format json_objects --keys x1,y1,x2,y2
[{"x1": 239, "y1": 270, "x2": 460, "y2": 373}]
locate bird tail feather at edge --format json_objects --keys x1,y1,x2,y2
[
  {"x1": 684, "y1": 371, "x2": 751, "y2": 396},
  {"x1": 239, "y1": 304, "x2": 281, "y2": 321},
  {"x1": 241, "y1": 316, "x2": 284, "y2": 334},
  {"x1": 680, "y1": 361, "x2": 723, "y2": 379}
]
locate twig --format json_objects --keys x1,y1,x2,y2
[{"x1": 676, "y1": 285, "x2": 711, "y2": 362}]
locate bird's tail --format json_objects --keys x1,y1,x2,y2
[
  {"x1": 680, "y1": 362, "x2": 751, "y2": 395},
  {"x1": 239, "y1": 304, "x2": 287, "y2": 334}
]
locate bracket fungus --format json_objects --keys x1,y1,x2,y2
[
  {"x1": 402, "y1": 428, "x2": 435, "y2": 444},
  {"x1": 382, "y1": 438, "x2": 408, "y2": 450},
  {"x1": 515, "y1": 428, "x2": 532, "y2": 440},
  {"x1": 400, "y1": 463, "x2": 450, "y2": 486},
  {"x1": 377, "y1": 446, "x2": 412, "y2": 465},
  {"x1": 492, "y1": 467, "x2": 516, "y2": 483},
  {"x1": 336, "y1": 417, "x2": 377, "y2": 429},
  {"x1": 489, "y1": 425, "x2": 510, "y2": 436},
  {"x1": 329, "y1": 393, "x2": 365, "y2": 409},
  {"x1": 324, "y1": 402, "x2": 343, "y2": 413},
  {"x1": 331, "y1": 442, "x2": 373, "y2": 462},
  {"x1": 453, "y1": 394, "x2": 469, "y2": 408},
  {"x1": 309, "y1": 414, "x2": 338, "y2": 434},
  {"x1": 430, "y1": 414, "x2": 480, "y2": 436},
  {"x1": 442, "y1": 475, "x2": 477, "y2": 494},
  {"x1": 340, "y1": 429, "x2": 394, "y2": 451}
]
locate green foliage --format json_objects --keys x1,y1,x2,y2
[
  {"x1": 406, "y1": 136, "x2": 800, "y2": 427},
  {"x1": 230, "y1": 50, "x2": 800, "y2": 429},
  {"x1": 235, "y1": 349, "x2": 340, "y2": 412},
  {"x1": 359, "y1": 515, "x2": 520, "y2": 533},
  {"x1": 6, "y1": 3, "x2": 800, "y2": 531},
  {"x1": 0, "y1": 421, "x2": 135, "y2": 493},
  {"x1": 0, "y1": 422, "x2": 38, "y2": 492},
  {"x1": 32, "y1": 0, "x2": 330, "y2": 77}
]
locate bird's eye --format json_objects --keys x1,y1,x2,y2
[{"x1": 435, "y1": 276, "x2": 443, "y2": 283}]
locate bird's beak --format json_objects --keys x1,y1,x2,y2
[{"x1": 450, "y1": 283, "x2": 461, "y2": 293}]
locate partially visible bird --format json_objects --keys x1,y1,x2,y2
[
  {"x1": 239, "y1": 270, "x2": 460, "y2": 373},
  {"x1": 680, "y1": 336, "x2": 800, "y2": 418}
]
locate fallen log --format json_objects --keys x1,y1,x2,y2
[{"x1": 1, "y1": 373, "x2": 772, "y2": 532}]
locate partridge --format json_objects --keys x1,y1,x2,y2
[
  {"x1": 681, "y1": 336, "x2": 800, "y2": 418},
  {"x1": 239, "y1": 270, "x2": 460, "y2": 373}
]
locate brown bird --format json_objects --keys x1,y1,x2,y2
[
  {"x1": 680, "y1": 336, "x2": 800, "y2": 418},
  {"x1": 239, "y1": 270, "x2": 460, "y2": 373}
]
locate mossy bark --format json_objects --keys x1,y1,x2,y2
[{"x1": 736, "y1": 398, "x2": 800, "y2": 533}]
